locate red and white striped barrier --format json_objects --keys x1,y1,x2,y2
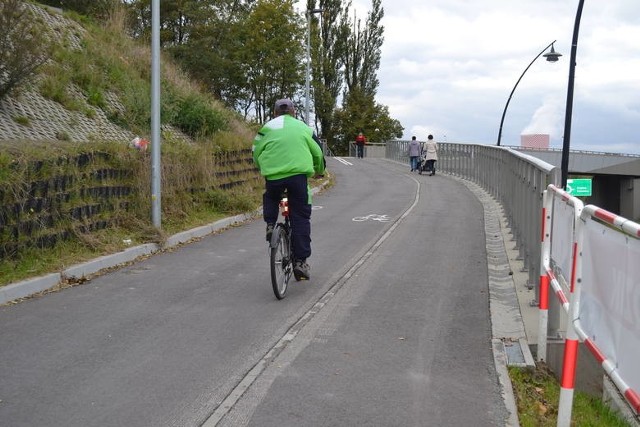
[
  {"x1": 568, "y1": 205, "x2": 640, "y2": 420},
  {"x1": 539, "y1": 185, "x2": 640, "y2": 425},
  {"x1": 551, "y1": 201, "x2": 640, "y2": 425},
  {"x1": 537, "y1": 185, "x2": 582, "y2": 362}
]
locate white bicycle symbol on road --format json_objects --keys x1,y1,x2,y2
[{"x1": 352, "y1": 214, "x2": 390, "y2": 222}]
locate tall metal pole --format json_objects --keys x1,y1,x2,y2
[
  {"x1": 560, "y1": 0, "x2": 585, "y2": 189},
  {"x1": 496, "y1": 40, "x2": 559, "y2": 146},
  {"x1": 151, "y1": 0, "x2": 161, "y2": 228},
  {"x1": 304, "y1": 9, "x2": 322, "y2": 124},
  {"x1": 304, "y1": 10, "x2": 311, "y2": 124},
  {"x1": 557, "y1": 4, "x2": 586, "y2": 426}
]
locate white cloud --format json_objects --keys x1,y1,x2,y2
[
  {"x1": 297, "y1": 0, "x2": 640, "y2": 154},
  {"x1": 365, "y1": 0, "x2": 640, "y2": 154}
]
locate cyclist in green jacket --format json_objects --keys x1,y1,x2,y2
[{"x1": 253, "y1": 98, "x2": 325, "y2": 280}]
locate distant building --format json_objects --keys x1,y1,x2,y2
[{"x1": 521, "y1": 134, "x2": 549, "y2": 149}]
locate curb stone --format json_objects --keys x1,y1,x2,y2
[
  {"x1": 0, "y1": 211, "x2": 260, "y2": 306},
  {"x1": 0, "y1": 179, "x2": 331, "y2": 306}
]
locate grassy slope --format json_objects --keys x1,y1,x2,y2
[{"x1": 0, "y1": 2, "x2": 261, "y2": 285}]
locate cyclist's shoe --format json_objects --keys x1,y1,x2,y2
[
  {"x1": 293, "y1": 259, "x2": 310, "y2": 281},
  {"x1": 266, "y1": 223, "x2": 275, "y2": 242}
]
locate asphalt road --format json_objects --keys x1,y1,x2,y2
[{"x1": 0, "y1": 157, "x2": 509, "y2": 426}]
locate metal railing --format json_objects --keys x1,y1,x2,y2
[
  {"x1": 504, "y1": 145, "x2": 640, "y2": 159},
  {"x1": 386, "y1": 141, "x2": 560, "y2": 294}
]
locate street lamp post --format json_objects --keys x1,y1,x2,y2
[
  {"x1": 560, "y1": 0, "x2": 585, "y2": 188},
  {"x1": 558, "y1": 7, "x2": 586, "y2": 425},
  {"x1": 151, "y1": 0, "x2": 161, "y2": 228},
  {"x1": 496, "y1": 41, "x2": 562, "y2": 146},
  {"x1": 305, "y1": 8, "x2": 323, "y2": 124}
]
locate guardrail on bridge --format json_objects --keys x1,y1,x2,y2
[
  {"x1": 386, "y1": 141, "x2": 559, "y2": 295},
  {"x1": 384, "y1": 141, "x2": 639, "y2": 424}
]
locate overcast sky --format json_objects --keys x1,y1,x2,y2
[{"x1": 343, "y1": 0, "x2": 640, "y2": 154}]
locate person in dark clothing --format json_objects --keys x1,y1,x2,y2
[
  {"x1": 355, "y1": 132, "x2": 366, "y2": 158},
  {"x1": 408, "y1": 136, "x2": 421, "y2": 172},
  {"x1": 253, "y1": 99, "x2": 325, "y2": 281}
]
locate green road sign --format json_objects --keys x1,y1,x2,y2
[{"x1": 566, "y1": 178, "x2": 592, "y2": 197}]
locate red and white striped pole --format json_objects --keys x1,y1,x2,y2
[
  {"x1": 556, "y1": 240, "x2": 581, "y2": 426},
  {"x1": 538, "y1": 185, "x2": 581, "y2": 362},
  {"x1": 558, "y1": 322, "x2": 579, "y2": 426},
  {"x1": 537, "y1": 189, "x2": 552, "y2": 362},
  {"x1": 556, "y1": 195, "x2": 586, "y2": 426}
]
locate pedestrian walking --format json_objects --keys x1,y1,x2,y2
[
  {"x1": 423, "y1": 134, "x2": 438, "y2": 176},
  {"x1": 408, "y1": 136, "x2": 421, "y2": 172}
]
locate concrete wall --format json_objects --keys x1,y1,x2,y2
[
  {"x1": 575, "y1": 175, "x2": 640, "y2": 222},
  {"x1": 587, "y1": 175, "x2": 620, "y2": 214},
  {"x1": 620, "y1": 178, "x2": 640, "y2": 221},
  {"x1": 348, "y1": 143, "x2": 386, "y2": 158},
  {"x1": 546, "y1": 341, "x2": 603, "y2": 397},
  {"x1": 365, "y1": 144, "x2": 386, "y2": 158}
]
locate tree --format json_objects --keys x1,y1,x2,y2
[
  {"x1": 333, "y1": 85, "x2": 403, "y2": 155},
  {"x1": 237, "y1": 0, "x2": 304, "y2": 123},
  {"x1": 307, "y1": 0, "x2": 350, "y2": 147},
  {"x1": 331, "y1": 0, "x2": 390, "y2": 154},
  {"x1": 0, "y1": 0, "x2": 52, "y2": 99},
  {"x1": 127, "y1": 0, "x2": 213, "y2": 46},
  {"x1": 166, "y1": 1, "x2": 254, "y2": 113},
  {"x1": 369, "y1": 104, "x2": 404, "y2": 142},
  {"x1": 126, "y1": 0, "x2": 256, "y2": 114},
  {"x1": 342, "y1": 0, "x2": 383, "y2": 98},
  {"x1": 122, "y1": 0, "x2": 401, "y2": 140}
]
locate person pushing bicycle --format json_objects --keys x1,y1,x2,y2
[{"x1": 253, "y1": 98, "x2": 325, "y2": 281}]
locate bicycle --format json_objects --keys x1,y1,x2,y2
[{"x1": 269, "y1": 191, "x2": 293, "y2": 299}]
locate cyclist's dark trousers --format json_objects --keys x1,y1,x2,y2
[
  {"x1": 356, "y1": 144, "x2": 364, "y2": 158},
  {"x1": 263, "y1": 174, "x2": 312, "y2": 261}
]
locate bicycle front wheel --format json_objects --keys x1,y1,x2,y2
[{"x1": 270, "y1": 225, "x2": 292, "y2": 299}]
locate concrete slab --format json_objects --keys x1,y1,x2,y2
[{"x1": 0, "y1": 273, "x2": 61, "y2": 304}]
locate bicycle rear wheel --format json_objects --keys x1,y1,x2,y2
[{"x1": 270, "y1": 224, "x2": 292, "y2": 299}]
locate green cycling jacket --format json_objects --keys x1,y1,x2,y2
[{"x1": 253, "y1": 114, "x2": 325, "y2": 181}]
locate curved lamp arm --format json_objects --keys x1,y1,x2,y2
[{"x1": 496, "y1": 40, "x2": 558, "y2": 146}]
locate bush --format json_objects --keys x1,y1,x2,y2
[
  {"x1": 171, "y1": 95, "x2": 228, "y2": 139},
  {"x1": 0, "y1": 0, "x2": 52, "y2": 99}
]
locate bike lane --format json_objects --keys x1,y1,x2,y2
[
  {"x1": 214, "y1": 159, "x2": 510, "y2": 426},
  {"x1": 0, "y1": 157, "x2": 418, "y2": 427}
]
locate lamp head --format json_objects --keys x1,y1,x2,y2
[{"x1": 543, "y1": 44, "x2": 562, "y2": 62}]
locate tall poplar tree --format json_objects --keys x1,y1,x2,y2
[
  {"x1": 333, "y1": 0, "x2": 398, "y2": 154},
  {"x1": 342, "y1": 0, "x2": 383, "y2": 97},
  {"x1": 307, "y1": 0, "x2": 350, "y2": 146}
]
